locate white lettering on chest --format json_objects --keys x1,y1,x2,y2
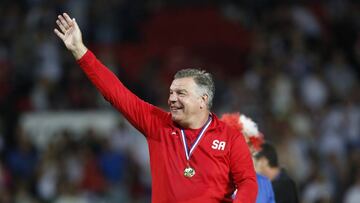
[{"x1": 211, "y1": 139, "x2": 226, "y2": 150}]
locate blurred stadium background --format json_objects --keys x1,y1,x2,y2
[{"x1": 0, "y1": 0, "x2": 359, "y2": 202}]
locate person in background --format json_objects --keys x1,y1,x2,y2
[
  {"x1": 221, "y1": 113, "x2": 275, "y2": 203},
  {"x1": 254, "y1": 142, "x2": 299, "y2": 203},
  {"x1": 53, "y1": 13, "x2": 257, "y2": 203}
]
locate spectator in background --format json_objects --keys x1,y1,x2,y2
[
  {"x1": 302, "y1": 169, "x2": 333, "y2": 203},
  {"x1": 0, "y1": 159, "x2": 11, "y2": 203},
  {"x1": 254, "y1": 142, "x2": 299, "y2": 203},
  {"x1": 6, "y1": 126, "x2": 38, "y2": 183},
  {"x1": 343, "y1": 166, "x2": 360, "y2": 203},
  {"x1": 54, "y1": 179, "x2": 86, "y2": 203},
  {"x1": 221, "y1": 112, "x2": 275, "y2": 203}
]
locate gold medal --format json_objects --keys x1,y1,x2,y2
[
  {"x1": 180, "y1": 116, "x2": 212, "y2": 179},
  {"x1": 184, "y1": 166, "x2": 195, "y2": 178}
]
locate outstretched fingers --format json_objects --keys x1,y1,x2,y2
[
  {"x1": 58, "y1": 14, "x2": 70, "y2": 30},
  {"x1": 53, "y1": 12, "x2": 86, "y2": 58},
  {"x1": 56, "y1": 19, "x2": 67, "y2": 33},
  {"x1": 54, "y1": 13, "x2": 75, "y2": 41},
  {"x1": 63, "y1": 13, "x2": 74, "y2": 26},
  {"x1": 54, "y1": 28, "x2": 64, "y2": 40}
]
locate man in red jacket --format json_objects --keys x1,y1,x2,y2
[{"x1": 54, "y1": 13, "x2": 257, "y2": 203}]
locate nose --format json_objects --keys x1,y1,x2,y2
[{"x1": 169, "y1": 93, "x2": 177, "y2": 103}]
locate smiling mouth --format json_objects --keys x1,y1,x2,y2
[{"x1": 170, "y1": 106, "x2": 183, "y2": 111}]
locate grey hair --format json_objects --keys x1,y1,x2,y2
[{"x1": 174, "y1": 68, "x2": 215, "y2": 109}]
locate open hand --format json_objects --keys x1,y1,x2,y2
[{"x1": 54, "y1": 13, "x2": 87, "y2": 59}]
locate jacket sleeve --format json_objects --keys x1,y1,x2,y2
[
  {"x1": 230, "y1": 131, "x2": 258, "y2": 203},
  {"x1": 76, "y1": 50, "x2": 168, "y2": 137}
]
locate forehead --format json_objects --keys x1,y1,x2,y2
[{"x1": 170, "y1": 77, "x2": 198, "y2": 90}]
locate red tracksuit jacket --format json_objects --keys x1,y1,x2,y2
[{"x1": 77, "y1": 50, "x2": 258, "y2": 203}]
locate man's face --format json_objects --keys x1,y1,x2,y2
[{"x1": 168, "y1": 77, "x2": 206, "y2": 126}]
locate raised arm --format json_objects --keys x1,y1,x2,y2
[{"x1": 53, "y1": 13, "x2": 168, "y2": 137}]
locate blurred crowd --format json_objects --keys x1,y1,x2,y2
[{"x1": 0, "y1": 0, "x2": 360, "y2": 202}]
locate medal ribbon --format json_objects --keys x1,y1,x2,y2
[{"x1": 180, "y1": 116, "x2": 212, "y2": 161}]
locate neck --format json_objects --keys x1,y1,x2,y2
[
  {"x1": 266, "y1": 167, "x2": 281, "y2": 181},
  {"x1": 183, "y1": 111, "x2": 211, "y2": 129}
]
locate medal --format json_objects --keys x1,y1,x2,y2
[
  {"x1": 184, "y1": 166, "x2": 195, "y2": 178},
  {"x1": 180, "y1": 116, "x2": 212, "y2": 178}
]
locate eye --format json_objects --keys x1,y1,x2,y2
[{"x1": 178, "y1": 91, "x2": 187, "y2": 96}]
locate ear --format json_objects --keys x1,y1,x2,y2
[{"x1": 200, "y1": 94, "x2": 208, "y2": 109}]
